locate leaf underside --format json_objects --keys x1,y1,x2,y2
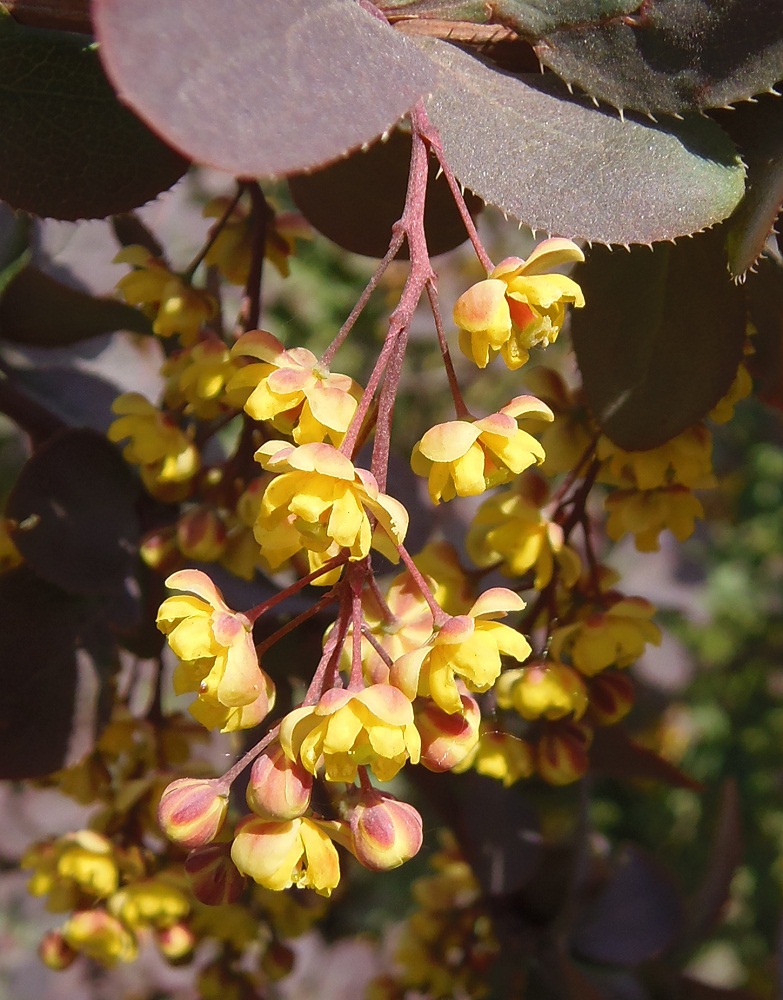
[
  {"x1": 92, "y1": 0, "x2": 438, "y2": 178},
  {"x1": 418, "y1": 38, "x2": 745, "y2": 245},
  {"x1": 0, "y1": 14, "x2": 188, "y2": 220},
  {"x1": 571, "y1": 228, "x2": 746, "y2": 449},
  {"x1": 288, "y1": 128, "x2": 482, "y2": 258}
]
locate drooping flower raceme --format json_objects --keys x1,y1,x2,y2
[
  {"x1": 156, "y1": 569, "x2": 275, "y2": 732},
  {"x1": 280, "y1": 684, "x2": 421, "y2": 783},
  {"x1": 454, "y1": 238, "x2": 585, "y2": 370},
  {"x1": 228, "y1": 330, "x2": 362, "y2": 445},
  {"x1": 254, "y1": 441, "x2": 408, "y2": 580},
  {"x1": 391, "y1": 588, "x2": 532, "y2": 714},
  {"x1": 411, "y1": 396, "x2": 553, "y2": 504}
]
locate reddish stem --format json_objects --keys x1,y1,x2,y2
[
  {"x1": 396, "y1": 542, "x2": 448, "y2": 627},
  {"x1": 244, "y1": 552, "x2": 349, "y2": 623},
  {"x1": 217, "y1": 722, "x2": 280, "y2": 791},
  {"x1": 255, "y1": 589, "x2": 339, "y2": 660},
  {"x1": 302, "y1": 587, "x2": 352, "y2": 706},
  {"x1": 426, "y1": 276, "x2": 471, "y2": 419}
]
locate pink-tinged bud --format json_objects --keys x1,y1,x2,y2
[
  {"x1": 39, "y1": 930, "x2": 76, "y2": 970},
  {"x1": 157, "y1": 921, "x2": 196, "y2": 963},
  {"x1": 536, "y1": 721, "x2": 593, "y2": 785},
  {"x1": 140, "y1": 526, "x2": 180, "y2": 573},
  {"x1": 184, "y1": 843, "x2": 246, "y2": 906},
  {"x1": 261, "y1": 940, "x2": 296, "y2": 981},
  {"x1": 416, "y1": 691, "x2": 481, "y2": 772},
  {"x1": 157, "y1": 778, "x2": 228, "y2": 848},
  {"x1": 587, "y1": 671, "x2": 635, "y2": 726},
  {"x1": 349, "y1": 790, "x2": 423, "y2": 871},
  {"x1": 176, "y1": 506, "x2": 227, "y2": 561},
  {"x1": 246, "y1": 744, "x2": 313, "y2": 820}
]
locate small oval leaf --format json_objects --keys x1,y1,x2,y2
[
  {"x1": 93, "y1": 0, "x2": 438, "y2": 178},
  {"x1": 0, "y1": 14, "x2": 188, "y2": 219},
  {"x1": 6, "y1": 428, "x2": 141, "y2": 596},
  {"x1": 419, "y1": 38, "x2": 745, "y2": 245},
  {"x1": 571, "y1": 229, "x2": 746, "y2": 449},
  {"x1": 0, "y1": 265, "x2": 152, "y2": 345},
  {"x1": 289, "y1": 128, "x2": 482, "y2": 258}
]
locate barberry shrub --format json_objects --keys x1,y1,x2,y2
[{"x1": 0, "y1": 1, "x2": 781, "y2": 997}]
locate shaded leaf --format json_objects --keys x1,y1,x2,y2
[
  {"x1": 6, "y1": 366, "x2": 130, "y2": 431},
  {"x1": 289, "y1": 127, "x2": 482, "y2": 258},
  {"x1": 0, "y1": 265, "x2": 152, "y2": 345},
  {"x1": 93, "y1": 0, "x2": 438, "y2": 178},
  {"x1": 419, "y1": 39, "x2": 745, "y2": 244},
  {"x1": 0, "y1": 567, "x2": 118, "y2": 780},
  {"x1": 591, "y1": 726, "x2": 703, "y2": 790},
  {"x1": 683, "y1": 780, "x2": 743, "y2": 945},
  {"x1": 571, "y1": 229, "x2": 746, "y2": 449},
  {"x1": 383, "y1": 0, "x2": 638, "y2": 36},
  {"x1": 718, "y1": 97, "x2": 783, "y2": 278},
  {"x1": 532, "y1": 0, "x2": 783, "y2": 116},
  {"x1": 571, "y1": 845, "x2": 683, "y2": 965},
  {"x1": 0, "y1": 14, "x2": 188, "y2": 219},
  {"x1": 6, "y1": 428, "x2": 141, "y2": 597}
]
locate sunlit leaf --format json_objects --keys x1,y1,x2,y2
[
  {"x1": 418, "y1": 39, "x2": 745, "y2": 244},
  {"x1": 571, "y1": 229, "x2": 746, "y2": 449},
  {"x1": 93, "y1": 0, "x2": 438, "y2": 178},
  {"x1": 0, "y1": 13, "x2": 187, "y2": 219}
]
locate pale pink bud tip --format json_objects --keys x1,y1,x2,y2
[
  {"x1": 246, "y1": 745, "x2": 313, "y2": 820},
  {"x1": 39, "y1": 930, "x2": 77, "y2": 971},
  {"x1": 349, "y1": 790, "x2": 423, "y2": 871},
  {"x1": 158, "y1": 777, "x2": 228, "y2": 849}
]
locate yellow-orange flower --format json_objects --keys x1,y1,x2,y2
[
  {"x1": 549, "y1": 597, "x2": 661, "y2": 676},
  {"x1": 411, "y1": 396, "x2": 552, "y2": 504},
  {"x1": 228, "y1": 330, "x2": 362, "y2": 445},
  {"x1": 454, "y1": 238, "x2": 584, "y2": 370},
  {"x1": 605, "y1": 485, "x2": 704, "y2": 552},
  {"x1": 231, "y1": 815, "x2": 341, "y2": 895}
]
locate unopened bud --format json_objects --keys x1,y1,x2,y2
[
  {"x1": 349, "y1": 790, "x2": 423, "y2": 871},
  {"x1": 157, "y1": 921, "x2": 196, "y2": 963},
  {"x1": 536, "y1": 720, "x2": 593, "y2": 785},
  {"x1": 246, "y1": 744, "x2": 313, "y2": 820},
  {"x1": 140, "y1": 525, "x2": 180, "y2": 573},
  {"x1": 39, "y1": 930, "x2": 76, "y2": 970},
  {"x1": 416, "y1": 691, "x2": 480, "y2": 772},
  {"x1": 176, "y1": 506, "x2": 227, "y2": 561},
  {"x1": 184, "y1": 843, "x2": 246, "y2": 906},
  {"x1": 157, "y1": 778, "x2": 228, "y2": 848},
  {"x1": 587, "y1": 671, "x2": 634, "y2": 725}
]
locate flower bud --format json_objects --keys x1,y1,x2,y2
[
  {"x1": 416, "y1": 691, "x2": 481, "y2": 772},
  {"x1": 157, "y1": 778, "x2": 228, "y2": 848},
  {"x1": 38, "y1": 930, "x2": 77, "y2": 970},
  {"x1": 177, "y1": 506, "x2": 227, "y2": 561},
  {"x1": 348, "y1": 790, "x2": 423, "y2": 871},
  {"x1": 184, "y1": 843, "x2": 246, "y2": 906},
  {"x1": 157, "y1": 921, "x2": 196, "y2": 963},
  {"x1": 587, "y1": 671, "x2": 635, "y2": 725},
  {"x1": 496, "y1": 662, "x2": 587, "y2": 721},
  {"x1": 139, "y1": 525, "x2": 180, "y2": 573},
  {"x1": 62, "y1": 909, "x2": 138, "y2": 965},
  {"x1": 246, "y1": 744, "x2": 313, "y2": 820},
  {"x1": 536, "y1": 720, "x2": 592, "y2": 785}
]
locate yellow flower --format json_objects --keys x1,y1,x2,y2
[
  {"x1": 280, "y1": 684, "x2": 421, "y2": 783},
  {"x1": 255, "y1": 441, "x2": 408, "y2": 578},
  {"x1": 413, "y1": 541, "x2": 474, "y2": 615},
  {"x1": 597, "y1": 425, "x2": 715, "y2": 490},
  {"x1": 108, "y1": 393, "x2": 200, "y2": 498},
  {"x1": 549, "y1": 597, "x2": 661, "y2": 676},
  {"x1": 454, "y1": 729, "x2": 534, "y2": 787},
  {"x1": 228, "y1": 330, "x2": 362, "y2": 445},
  {"x1": 495, "y1": 662, "x2": 588, "y2": 720},
  {"x1": 605, "y1": 485, "x2": 704, "y2": 551},
  {"x1": 157, "y1": 569, "x2": 275, "y2": 732},
  {"x1": 523, "y1": 366, "x2": 595, "y2": 475},
  {"x1": 23, "y1": 831, "x2": 119, "y2": 911},
  {"x1": 231, "y1": 816, "x2": 341, "y2": 895},
  {"x1": 203, "y1": 197, "x2": 309, "y2": 283},
  {"x1": 115, "y1": 245, "x2": 215, "y2": 345},
  {"x1": 108, "y1": 879, "x2": 190, "y2": 930},
  {"x1": 466, "y1": 475, "x2": 581, "y2": 589},
  {"x1": 411, "y1": 396, "x2": 552, "y2": 504},
  {"x1": 391, "y1": 589, "x2": 531, "y2": 714},
  {"x1": 62, "y1": 909, "x2": 138, "y2": 965},
  {"x1": 164, "y1": 341, "x2": 241, "y2": 420},
  {"x1": 0, "y1": 517, "x2": 22, "y2": 572},
  {"x1": 710, "y1": 361, "x2": 752, "y2": 424},
  {"x1": 454, "y1": 238, "x2": 584, "y2": 370}
]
